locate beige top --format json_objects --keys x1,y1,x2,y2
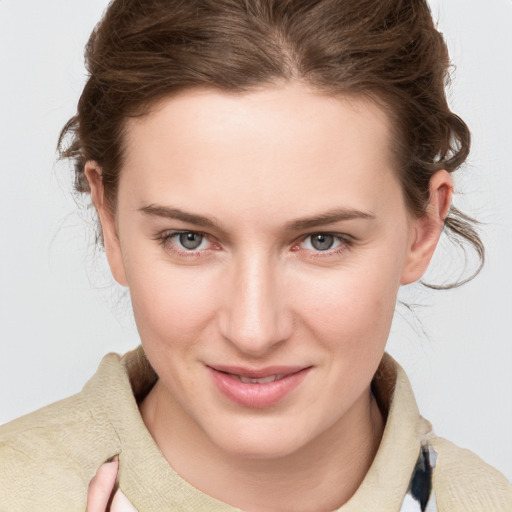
[{"x1": 0, "y1": 347, "x2": 510, "y2": 511}]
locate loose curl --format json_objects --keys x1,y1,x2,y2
[{"x1": 59, "y1": 0, "x2": 484, "y2": 288}]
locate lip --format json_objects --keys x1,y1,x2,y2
[{"x1": 207, "y1": 364, "x2": 312, "y2": 408}]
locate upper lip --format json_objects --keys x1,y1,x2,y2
[{"x1": 207, "y1": 364, "x2": 310, "y2": 379}]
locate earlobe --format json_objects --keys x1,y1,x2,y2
[
  {"x1": 84, "y1": 162, "x2": 128, "y2": 287},
  {"x1": 400, "y1": 170, "x2": 453, "y2": 285}
]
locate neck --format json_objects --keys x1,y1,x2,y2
[{"x1": 139, "y1": 382, "x2": 384, "y2": 512}]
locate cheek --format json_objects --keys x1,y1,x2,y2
[
  {"x1": 125, "y1": 254, "x2": 219, "y2": 346},
  {"x1": 291, "y1": 249, "x2": 405, "y2": 352}
]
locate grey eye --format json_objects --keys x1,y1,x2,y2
[
  {"x1": 179, "y1": 232, "x2": 204, "y2": 250},
  {"x1": 310, "y1": 234, "x2": 334, "y2": 251}
]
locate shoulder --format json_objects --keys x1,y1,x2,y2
[
  {"x1": 0, "y1": 379, "x2": 122, "y2": 511},
  {"x1": 431, "y1": 436, "x2": 512, "y2": 512}
]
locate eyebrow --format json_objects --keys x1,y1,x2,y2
[
  {"x1": 139, "y1": 205, "x2": 223, "y2": 230},
  {"x1": 285, "y1": 208, "x2": 375, "y2": 231},
  {"x1": 138, "y1": 204, "x2": 375, "y2": 232}
]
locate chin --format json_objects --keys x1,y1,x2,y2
[{"x1": 208, "y1": 418, "x2": 314, "y2": 460}]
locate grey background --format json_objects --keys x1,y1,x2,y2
[{"x1": 1, "y1": 0, "x2": 511, "y2": 480}]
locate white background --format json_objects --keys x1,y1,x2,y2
[{"x1": 1, "y1": 0, "x2": 511, "y2": 481}]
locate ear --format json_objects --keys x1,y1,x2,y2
[
  {"x1": 400, "y1": 170, "x2": 453, "y2": 285},
  {"x1": 84, "y1": 162, "x2": 128, "y2": 286}
]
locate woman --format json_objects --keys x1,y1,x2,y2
[{"x1": 1, "y1": 0, "x2": 510, "y2": 511}]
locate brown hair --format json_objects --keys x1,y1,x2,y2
[{"x1": 59, "y1": 0, "x2": 484, "y2": 288}]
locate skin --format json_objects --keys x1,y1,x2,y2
[
  {"x1": 87, "y1": 458, "x2": 137, "y2": 512},
  {"x1": 85, "y1": 83, "x2": 452, "y2": 512}
]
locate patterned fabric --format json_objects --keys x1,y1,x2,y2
[{"x1": 400, "y1": 444, "x2": 438, "y2": 512}]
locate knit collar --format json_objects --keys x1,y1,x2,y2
[{"x1": 83, "y1": 347, "x2": 431, "y2": 511}]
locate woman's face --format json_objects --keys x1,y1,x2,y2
[{"x1": 91, "y1": 84, "x2": 447, "y2": 458}]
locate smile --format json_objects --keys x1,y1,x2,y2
[
  {"x1": 234, "y1": 374, "x2": 285, "y2": 384},
  {"x1": 207, "y1": 365, "x2": 312, "y2": 408}
]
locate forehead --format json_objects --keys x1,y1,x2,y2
[{"x1": 120, "y1": 84, "x2": 401, "y2": 222}]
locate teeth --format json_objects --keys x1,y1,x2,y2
[{"x1": 238, "y1": 374, "x2": 284, "y2": 384}]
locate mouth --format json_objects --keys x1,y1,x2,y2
[
  {"x1": 207, "y1": 365, "x2": 312, "y2": 408},
  {"x1": 232, "y1": 373, "x2": 286, "y2": 384}
]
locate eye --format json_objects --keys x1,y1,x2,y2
[
  {"x1": 295, "y1": 233, "x2": 353, "y2": 256},
  {"x1": 178, "y1": 232, "x2": 206, "y2": 250},
  {"x1": 157, "y1": 230, "x2": 213, "y2": 254},
  {"x1": 303, "y1": 233, "x2": 338, "y2": 251},
  {"x1": 307, "y1": 234, "x2": 336, "y2": 251}
]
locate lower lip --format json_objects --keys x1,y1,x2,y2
[{"x1": 208, "y1": 367, "x2": 311, "y2": 408}]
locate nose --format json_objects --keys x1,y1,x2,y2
[{"x1": 219, "y1": 255, "x2": 293, "y2": 357}]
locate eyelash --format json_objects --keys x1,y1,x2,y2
[
  {"x1": 155, "y1": 230, "x2": 216, "y2": 258},
  {"x1": 294, "y1": 233, "x2": 354, "y2": 258},
  {"x1": 155, "y1": 230, "x2": 354, "y2": 259}
]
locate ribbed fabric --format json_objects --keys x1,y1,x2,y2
[{"x1": 0, "y1": 347, "x2": 510, "y2": 511}]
